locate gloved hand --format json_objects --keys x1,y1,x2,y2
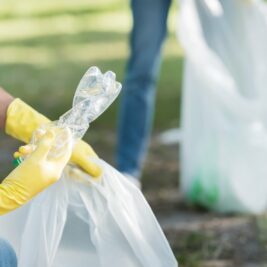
[
  {"x1": 0, "y1": 128, "x2": 72, "y2": 215},
  {"x1": 5, "y1": 98, "x2": 101, "y2": 177},
  {"x1": 15, "y1": 142, "x2": 91, "y2": 184}
]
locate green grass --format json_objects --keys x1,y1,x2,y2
[{"x1": 0, "y1": 0, "x2": 183, "y2": 131}]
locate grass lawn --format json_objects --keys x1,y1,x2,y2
[{"x1": 0, "y1": 0, "x2": 184, "y2": 133}]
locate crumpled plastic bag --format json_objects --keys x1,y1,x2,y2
[
  {"x1": 0, "y1": 159, "x2": 177, "y2": 267},
  {"x1": 178, "y1": 0, "x2": 267, "y2": 213}
]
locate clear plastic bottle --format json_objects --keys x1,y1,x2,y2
[{"x1": 23, "y1": 66, "x2": 121, "y2": 161}]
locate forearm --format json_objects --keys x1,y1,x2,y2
[
  {"x1": 5, "y1": 98, "x2": 49, "y2": 143},
  {"x1": 0, "y1": 88, "x2": 14, "y2": 130},
  {"x1": 0, "y1": 182, "x2": 28, "y2": 215}
]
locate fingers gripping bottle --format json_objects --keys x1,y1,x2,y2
[{"x1": 15, "y1": 66, "x2": 121, "y2": 164}]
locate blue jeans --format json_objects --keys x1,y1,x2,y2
[
  {"x1": 0, "y1": 239, "x2": 17, "y2": 267},
  {"x1": 117, "y1": 0, "x2": 172, "y2": 178}
]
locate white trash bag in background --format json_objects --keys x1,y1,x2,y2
[
  {"x1": 0, "y1": 67, "x2": 178, "y2": 267},
  {"x1": 178, "y1": 0, "x2": 267, "y2": 214}
]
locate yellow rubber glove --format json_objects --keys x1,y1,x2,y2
[
  {"x1": 0, "y1": 128, "x2": 72, "y2": 215},
  {"x1": 5, "y1": 98, "x2": 101, "y2": 177},
  {"x1": 15, "y1": 143, "x2": 91, "y2": 185}
]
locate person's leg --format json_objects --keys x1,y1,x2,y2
[
  {"x1": 117, "y1": 0, "x2": 172, "y2": 179},
  {"x1": 0, "y1": 239, "x2": 17, "y2": 267}
]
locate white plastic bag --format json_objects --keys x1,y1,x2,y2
[
  {"x1": 178, "y1": 0, "x2": 267, "y2": 213},
  {"x1": 0, "y1": 159, "x2": 177, "y2": 267},
  {"x1": 0, "y1": 66, "x2": 177, "y2": 266}
]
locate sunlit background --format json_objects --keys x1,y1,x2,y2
[{"x1": 0, "y1": 0, "x2": 182, "y2": 128}]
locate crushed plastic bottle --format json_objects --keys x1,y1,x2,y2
[
  {"x1": 24, "y1": 66, "x2": 121, "y2": 160},
  {"x1": 58, "y1": 66, "x2": 121, "y2": 140}
]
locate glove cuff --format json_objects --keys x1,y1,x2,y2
[{"x1": 5, "y1": 98, "x2": 50, "y2": 143}]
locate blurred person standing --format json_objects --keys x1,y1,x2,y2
[{"x1": 116, "y1": 0, "x2": 173, "y2": 187}]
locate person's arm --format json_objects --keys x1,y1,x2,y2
[
  {"x1": 0, "y1": 128, "x2": 72, "y2": 215},
  {"x1": 0, "y1": 88, "x2": 14, "y2": 129},
  {"x1": 0, "y1": 87, "x2": 101, "y2": 177}
]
